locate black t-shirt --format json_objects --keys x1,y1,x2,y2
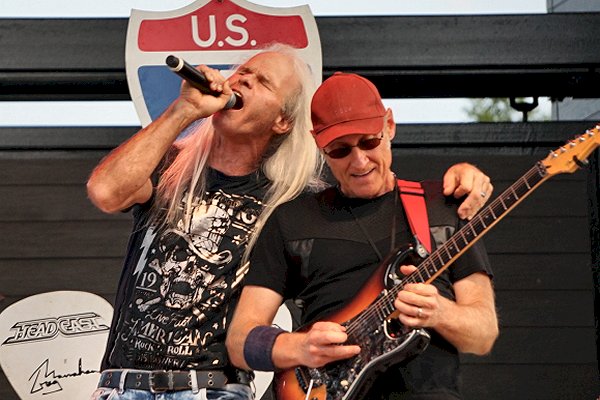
[
  {"x1": 102, "y1": 167, "x2": 269, "y2": 370},
  {"x1": 246, "y1": 182, "x2": 492, "y2": 398}
]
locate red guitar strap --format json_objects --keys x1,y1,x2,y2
[{"x1": 397, "y1": 179, "x2": 432, "y2": 254}]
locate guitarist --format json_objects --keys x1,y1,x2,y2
[{"x1": 227, "y1": 72, "x2": 499, "y2": 399}]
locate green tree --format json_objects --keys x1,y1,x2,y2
[{"x1": 464, "y1": 98, "x2": 549, "y2": 122}]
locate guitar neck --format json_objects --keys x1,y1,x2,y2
[
  {"x1": 346, "y1": 126, "x2": 599, "y2": 335},
  {"x1": 417, "y1": 161, "x2": 549, "y2": 283},
  {"x1": 377, "y1": 161, "x2": 551, "y2": 319}
]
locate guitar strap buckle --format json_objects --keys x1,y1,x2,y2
[
  {"x1": 397, "y1": 179, "x2": 432, "y2": 254},
  {"x1": 414, "y1": 236, "x2": 430, "y2": 259}
]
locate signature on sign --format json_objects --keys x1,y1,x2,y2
[{"x1": 29, "y1": 357, "x2": 99, "y2": 395}]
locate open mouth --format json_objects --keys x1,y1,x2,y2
[{"x1": 231, "y1": 90, "x2": 243, "y2": 110}]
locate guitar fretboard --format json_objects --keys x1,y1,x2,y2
[{"x1": 347, "y1": 161, "x2": 550, "y2": 339}]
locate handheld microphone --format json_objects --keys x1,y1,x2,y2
[{"x1": 166, "y1": 55, "x2": 241, "y2": 110}]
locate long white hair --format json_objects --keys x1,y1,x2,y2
[{"x1": 153, "y1": 44, "x2": 324, "y2": 261}]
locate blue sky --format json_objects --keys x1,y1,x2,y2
[{"x1": 1, "y1": 0, "x2": 549, "y2": 126}]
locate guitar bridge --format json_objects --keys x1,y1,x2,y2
[{"x1": 294, "y1": 366, "x2": 324, "y2": 393}]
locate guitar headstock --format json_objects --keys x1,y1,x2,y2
[{"x1": 542, "y1": 125, "x2": 600, "y2": 176}]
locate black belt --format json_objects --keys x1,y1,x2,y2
[{"x1": 99, "y1": 369, "x2": 253, "y2": 393}]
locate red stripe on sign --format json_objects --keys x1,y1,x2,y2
[{"x1": 138, "y1": 3, "x2": 308, "y2": 51}]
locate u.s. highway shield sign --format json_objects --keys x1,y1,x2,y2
[{"x1": 126, "y1": 0, "x2": 322, "y2": 127}]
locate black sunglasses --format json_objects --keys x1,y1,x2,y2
[{"x1": 323, "y1": 133, "x2": 384, "y2": 159}]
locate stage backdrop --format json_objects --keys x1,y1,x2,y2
[{"x1": 0, "y1": 9, "x2": 598, "y2": 400}]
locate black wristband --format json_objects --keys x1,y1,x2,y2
[{"x1": 243, "y1": 326, "x2": 286, "y2": 371}]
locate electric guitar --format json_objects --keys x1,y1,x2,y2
[{"x1": 274, "y1": 126, "x2": 600, "y2": 400}]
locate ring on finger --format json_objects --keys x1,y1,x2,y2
[{"x1": 417, "y1": 307, "x2": 423, "y2": 318}]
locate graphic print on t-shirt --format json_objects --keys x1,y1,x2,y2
[{"x1": 114, "y1": 189, "x2": 262, "y2": 369}]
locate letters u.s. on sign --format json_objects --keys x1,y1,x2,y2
[{"x1": 126, "y1": 0, "x2": 322, "y2": 127}]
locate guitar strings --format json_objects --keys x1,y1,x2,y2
[{"x1": 344, "y1": 164, "x2": 546, "y2": 341}]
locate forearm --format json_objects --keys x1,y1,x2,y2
[
  {"x1": 87, "y1": 101, "x2": 198, "y2": 213},
  {"x1": 228, "y1": 321, "x2": 361, "y2": 371},
  {"x1": 228, "y1": 327, "x2": 305, "y2": 371},
  {"x1": 226, "y1": 321, "x2": 257, "y2": 370},
  {"x1": 226, "y1": 286, "x2": 285, "y2": 370},
  {"x1": 396, "y1": 270, "x2": 498, "y2": 355},
  {"x1": 435, "y1": 295, "x2": 498, "y2": 355}
]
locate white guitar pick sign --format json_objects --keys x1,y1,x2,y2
[{"x1": 0, "y1": 291, "x2": 112, "y2": 399}]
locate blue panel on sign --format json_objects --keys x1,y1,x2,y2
[{"x1": 138, "y1": 64, "x2": 235, "y2": 121}]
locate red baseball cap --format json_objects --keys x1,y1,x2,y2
[{"x1": 311, "y1": 72, "x2": 386, "y2": 148}]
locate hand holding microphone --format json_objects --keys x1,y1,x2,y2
[{"x1": 166, "y1": 55, "x2": 242, "y2": 110}]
